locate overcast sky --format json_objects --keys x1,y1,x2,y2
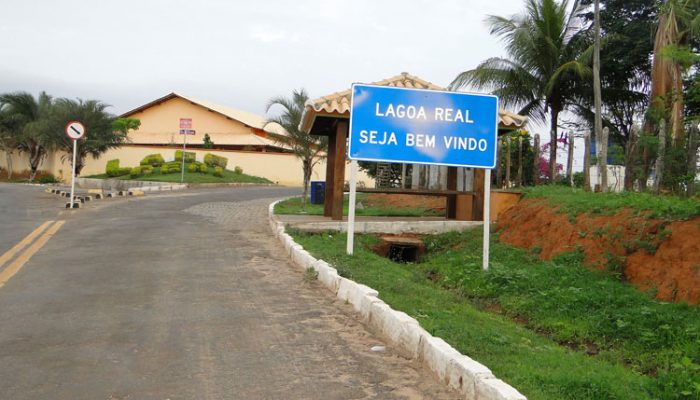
[{"x1": 0, "y1": 0, "x2": 528, "y2": 116}]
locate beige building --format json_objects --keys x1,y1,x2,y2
[{"x1": 1, "y1": 93, "x2": 373, "y2": 187}]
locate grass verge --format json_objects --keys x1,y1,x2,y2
[
  {"x1": 85, "y1": 168, "x2": 271, "y2": 184},
  {"x1": 275, "y1": 195, "x2": 443, "y2": 217},
  {"x1": 522, "y1": 185, "x2": 700, "y2": 221},
  {"x1": 290, "y1": 228, "x2": 700, "y2": 400}
]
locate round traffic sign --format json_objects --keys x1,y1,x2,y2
[{"x1": 65, "y1": 121, "x2": 86, "y2": 140}]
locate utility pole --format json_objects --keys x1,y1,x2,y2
[{"x1": 593, "y1": 0, "x2": 607, "y2": 191}]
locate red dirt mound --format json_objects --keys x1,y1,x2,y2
[{"x1": 497, "y1": 198, "x2": 700, "y2": 304}]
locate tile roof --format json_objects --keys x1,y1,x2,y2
[{"x1": 300, "y1": 72, "x2": 528, "y2": 133}]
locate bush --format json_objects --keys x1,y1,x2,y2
[
  {"x1": 187, "y1": 163, "x2": 198, "y2": 173},
  {"x1": 38, "y1": 174, "x2": 60, "y2": 184},
  {"x1": 198, "y1": 163, "x2": 208, "y2": 173},
  {"x1": 204, "y1": 153, "x2": 228, "y2": 169},
  {"x1": 213, "y1": 166, "x2": 224, "y2": 177},
  {"x1": 160, "y1": 162, "x2": 182, "y2": 174},
  {"x1": 131, "y1": 165, "x2": 153, "y2": 178},
  {"x1": 234, "y1": 166, "x2": 243, "y2": 174},
  {"x1": 175, "y1": 150, "x2": 196, "y2": 163},
  {"x1": 139, "y1": 154, "x2": 165, "y2": 167},
  {"x1": 106, "y1": 159, "x2": 131, "y2": 177}
]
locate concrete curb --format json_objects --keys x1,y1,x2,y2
[{"x1": 267, "y1": 200, "x2": 526, "y2": 400}]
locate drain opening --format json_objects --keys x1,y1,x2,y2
[{"x1": 389, "y1": 244, "x2": 418, "y2": 263}]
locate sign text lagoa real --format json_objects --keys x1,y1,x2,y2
[{"x1": 348, "y1": 84, "x2": 498, "y2": 168}]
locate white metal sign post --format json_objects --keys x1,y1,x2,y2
[
  {"x1": 64, "y1": 121, "x2": 86, "y2": 209},
  {"x1": 347, "y1": 84, "x2": 499, "y2": 270},
  {"x1": 179, "y1": 118, "x2": 193, "y2": 183}
]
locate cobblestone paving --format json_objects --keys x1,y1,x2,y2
[{"x1": 185, "y1": 198, "x2": 459, "y2": 399}]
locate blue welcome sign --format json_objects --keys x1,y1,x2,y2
[{"x1": 348, "y1": 84, "x2": 498, "y2": 169}]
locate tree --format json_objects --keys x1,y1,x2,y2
[
  {"x1": 648, "y1": 0, "x2": 699, "y2": 143},
  {"x1": 264, "y1": 89, "x2": 328, "y2": 204},
  {"x1": 592, "y1": 0, "x2": 609, "y2": 191},
  {"x1": 0, "y1": 103, "x2": 21, "y2": 179},
  {"x1": 202, "y1": 133, "x2": 214, "y2": 149},
  {"x1": 51, "y1": 99, "x2": 131, "y2": 175},
  {"x1": 450, "y1": 0, "x2": 591, "y2": 182},
  {"x1": 0, "y1": 91, "x2": 58, "y2": 181}
]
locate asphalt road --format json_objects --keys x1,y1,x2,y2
[{"x1": 0, "y1": 184, "x2": 457, "y2": 399}]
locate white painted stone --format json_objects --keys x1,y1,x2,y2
[
  {"x1": 292, "y1": 248, "x2": 316, "y2": 270},
  {"x1": 346, "y1": 283, "x2": 378, "y2": 314},
  {"x1": 446, "y1": 355, "x2": 494, "y2": 397},
  {"x1": 316, "y1": 261, "x2": 341, "y2": 293},
  {"x1": 421, "y1": 336, "x2": 465, "y2": 384},
  {"x1": 476, "y1": 378, "x2": 527, "y2": 400},
  {"x1": 336, "y1": 277, "x2": 358, "y2": 303},
  {"x1": 287, "y1": 244, "x2": 303, "y2": 258}
]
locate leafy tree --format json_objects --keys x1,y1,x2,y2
[
  {"x1": 52, "y1": 98, "x2": 131, "y2": 175},
  {"x1": 0, "y1": 91, "x2": 58, "y2": 181},
  {"x1": 0, "y1": 103, "x2": 22, "y2": 179},
  {"x1": 202, "y1": 133, "x2": 214, "y2": 149},
  {"x1": 264, "y1": 88, "x2": 328, "y2": 204},
  {"x1": 450, "y1": 0, "x2": 592, "y2": 182}
]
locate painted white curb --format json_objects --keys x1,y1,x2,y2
[{"x1": 267, "y1": 199, "x2": 526, "y2": 400}]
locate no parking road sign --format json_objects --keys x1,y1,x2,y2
[{"x1": 65, "y1": 121, "x2": 86, "y2": 140}]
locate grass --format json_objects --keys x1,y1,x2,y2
[
  {"x1": 523, "y1": 185, "x2": 700, "y2": 221},
  {"x1": 291, "y1": 228, "x2": 700, "y2": 400},
  {"x1": 274, "y1": 195, "x2": 443, "y2": 217},
  {"x1": 85, "y1": 168, "x2": 271, "y2": 184}
]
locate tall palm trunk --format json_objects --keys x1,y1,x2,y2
[
  {"x1": 302, "y1": 159, "x2": 311, "y2": 207},
  {"x1": 593, "y1": 0, "x2": 607, "y2": 191},
  {"x1": 4, "y1": 149, "x2": 13, "y2": 179},
  {"x1": 648, "y1": 11, "x2": 684, "y2": 143},
  {"x1": 28, "y1": 142, "x2": 44, "y2": 181},
  {"x1": 549, "y1": 108, "x2": 560, "y2": 182}
]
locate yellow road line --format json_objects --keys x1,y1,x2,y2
[
  {"x1": 0, "y1": 220, "x2": 65, "y2": 288},
  {"x1": 0, "y1": 220, "x2": 54, "y2": 269}
]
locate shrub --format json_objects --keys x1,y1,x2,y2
[
  {"x1": 131, "y1": 165, "x2": 153, "y2": 178},
  {"x1": 160, "y1": 162, "x2": 181, "y2": 174},
  {"x1": 106, "y1": 159, "x2": 131, "y2": 177},
  {"x1": 198, "y1": 163, "x2": 208, "y2": 173},
  {"x1": 175, "y1": 150, "x2": 196, "y2": 163},
  {"x1": 213, "y1": 166, "x2": 224, "y2": 177},
  {"x1": 204, "y1": 153, "x2": 228, "y2": 169},
  {"x1": 38, "y1": 174, "x2": 60, "y2": 184},
  {"x1": 234, "y1": 166, "x2": 243, "y2": 174},
  {"x1": 139, "y1": 154, "x2": 165, "y2": 167},
  {"x1": 187, "y1": 163, "x2": 198, "y2": 173}
]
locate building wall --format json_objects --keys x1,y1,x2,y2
[
  {"x1": 126, "y1": 97, "x2": 259, "y2": 146},
  {"x1": 1, "y1": 146, "x2": 374, "y2": 187}
]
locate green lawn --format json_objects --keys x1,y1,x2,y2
[
  {"x1": 85, "y1": 168, "x2": 272, "y2": 184},
  {"x1": 274, "y1": 195, "x2": 444, "y2": 217},
  {"x1": 522, "y1": 185, "x2": 700, "y2": 221},
  {"x1": 291, "y1": 228, "x2": 700, "y2": 400}
]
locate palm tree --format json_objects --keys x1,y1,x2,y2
[
  {"x1": 0, "y1": 103, "x2": 22, "y2": 179},
  {"x1": 265, "y1": 89, "x2": 328, "y2": 204},
  {"x1": 450, "y1": 0, "x2": 591, "y2": 182},
  {"x1": 0, "y1": 91, "x2": 57, "y2": 181},
  {"x1": 648, "y1": 0, "x2": 700, "y2": 143},
  {"x1": 52, "y1": 98, "x2": 131, "y2": 175}
]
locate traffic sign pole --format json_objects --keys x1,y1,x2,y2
[
  {"x1": 483, "y1": 169, "x2": 491, "y2": 270},
  {"x1": 70, "y1": 139, "x2": 77, "y2": 207},
  {"x1": 346, "y1": 160, "x2": 358, "y2": 255},
  {"x1": 181, "y1": 133, "x2": 186, "y2": 184}
]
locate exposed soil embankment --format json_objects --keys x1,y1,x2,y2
[{"x1": 498, "y1": 199, "x2": 700, "y2": 304}]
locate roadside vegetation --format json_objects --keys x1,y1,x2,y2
[
  {"x1": 522, "y1": 185, "x2": 700, "y2": 221},
  {"x1": 274, "y1": 195, "x2": 443, "y2": 217},
  {"x1": 291, "y1": 228, "x2": 700, "y2": 400}
]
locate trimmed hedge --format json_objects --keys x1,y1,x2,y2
[
  {"x1": 160, "y1": 162, "x2": 182, "y2": 174},
  {"x1": 106, "y1": 159, "x2": 131, "y2": 177},
  {"x1": 213, "y1": 166, "x2": 224, "y2": 177},
  {"x1": 204, "y1": 153, "x2": 228, "y2": 169},
  {"x1": 175, "y1": 150, "x2": 196, "y2": 163},
  {"x1": 130, "y1": 165, "x2": 153, "y2": 178},
  {"x1": 187, "y1": 163, "x2": 198, "y2": 173},
  {"x1": 234, "y1": 166, "x2": 243, "y2": 174},
  {"x1": 198, "y1": 163, "x2": 208, "y2": 173},
  {"x1": 140, "y1": 154, "x2": 165, "y2": 167}
]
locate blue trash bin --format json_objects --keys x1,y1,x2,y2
[{"x1": 310, "y1": 181, "x2": 326, "y2": 204}]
